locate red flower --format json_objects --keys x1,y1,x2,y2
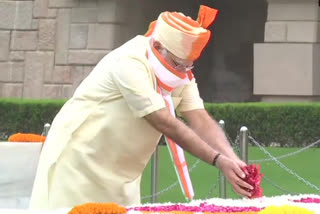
[{"x1": 242, "y1": 164, "x2": 264, "y2": 199}]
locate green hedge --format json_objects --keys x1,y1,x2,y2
[
  {"x1": 1, "y1": 98, "x2": 320, "y2": 147},
  {"x1": 0, "y1": 98, "x2": 65, "y2": 140},
  {"x1": 205, "y1": 102, "x2": 320, "y2": 147}
]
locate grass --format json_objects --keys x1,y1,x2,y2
[{"x1": 140, "y1": 145, "x2": 320, "y2": 204}]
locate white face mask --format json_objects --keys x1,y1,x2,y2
[{"x1": 146, "y1": 39, "x2": 193, "y2": 93}]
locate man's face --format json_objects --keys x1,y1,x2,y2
[
  {"x1": 154, "y1": 41, "x2": 194, "y2": 73},
  {"x1": 163, "y1": 49, "x2": 194, "y2": 73}
]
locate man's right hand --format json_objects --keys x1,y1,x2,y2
[{"x1": 215, "y1": 154, "x2": 253, "y2": 198}]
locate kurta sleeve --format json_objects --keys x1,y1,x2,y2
[
  {"x1": 111, "y1": 57, "x2": 166, "y2": 118},
  {"x1": 174, "y1": 79, "x2": 204, "y2": 113}
]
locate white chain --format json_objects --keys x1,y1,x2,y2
[
  {"x1": 262, "y1": 175, "x2": 296, "y2": 194},
  {"x1": 141, "y1": 181, "x2": 179, "y2": 200},
  {"x1": 142, "y1": 134, "x2": 320, "y2": 200},
  {"x1": 250, "y1": 138, "x2": 320, "y2": 163},
  {"x1": 249, "y1": 136, "x2": 320, "y2": 193},
  {"x1": 205, "y1": 174, "x2": 220, "y2": 199},
  {"x1": 141, "y1": 158, "x2": 202, "y2": 200}
]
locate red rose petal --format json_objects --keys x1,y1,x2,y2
[{"x1": 241, "y1": 164, "x2": 264, "y2": 199}]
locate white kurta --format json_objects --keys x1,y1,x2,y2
[{"x1": 29, "y1": 36, "x2": 204, "y2": 209}]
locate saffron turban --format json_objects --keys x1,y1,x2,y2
[{"x1": 145, "y1": 5, "x2": 219, "y2": 61}]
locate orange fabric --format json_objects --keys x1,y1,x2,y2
[
  {"x1": 187, "y1": 71, "x2": 194, "y2": 81},
  {"x1": 187, "y1": 32, "x2": 211, "y2": 61},
  {"x1": 145, "y1": 5, "x2": 219, "y2": 61},
  {"x1": 157, "y1": 78, "x2": 174, "y2": 92},
  {"x1": 159, "y1": 11, "x2": 212, "y2": 61},
  {"x1": 145, "y1": 20, "x2": 157, "y2": 37},
  {"x1": 197, "y1": 5, "x2": 219, "y2": 29},
  {"x1": 156, "y1": 85, "x2": 191, "y2": 199},
  {"x1": 167, "y1": 137, "x2": 192, "y2": 199}
]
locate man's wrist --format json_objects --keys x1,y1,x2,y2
[{"x1": 212, "y1": 153, "x2": 221, "y2": 166}]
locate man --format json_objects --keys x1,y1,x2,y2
[{"x1": 30, "y1": 5, "x2": 253, "y2": 209}]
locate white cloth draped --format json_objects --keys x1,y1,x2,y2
[{"x1": 0, "y1": 142, "x2": 42, "y2": 209}]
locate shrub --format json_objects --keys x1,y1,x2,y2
[
  {"x1": 205, "y1": 102, "x2": 320, "y2": 147},
  {"x1": 0, "y1": 98, "x2": 65, "y2": 141},
  {"x1": 1, "y1": 98, "x2": 319, "y2": 147}
]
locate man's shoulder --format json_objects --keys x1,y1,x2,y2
[
  {"x1": 113, "y1": 35, "x2": 150, "y2": 69},
  {"x1": 116, "y1": 35, "x2": 149, "y2": 56}
]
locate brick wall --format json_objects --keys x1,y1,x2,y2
[{"x1": 0, "y1": 0, "x2": 128, "y2": 99}]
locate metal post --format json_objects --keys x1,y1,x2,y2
[
  {"x1": 218, "y1": 120, "x2": 227, "y2": 198},
  {"x1": 41, "y1": 123, "x2": 51, "y2": 137},
  {"x1": 239, "y1": 126, "x2": 249, "y2": 164},
  {"x1": 151, "y1": 146, "x2": 159, "y2": 203}
]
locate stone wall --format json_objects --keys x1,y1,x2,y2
[
  {"x1": 254, "y1": 0, "x2": 320, "y2": 102},
  {"x1": 0, "y1": 0, "x2": 267, "y2": 102},
  {"x1": 0, "y1": 0, "x2": 128, "y2": 99}
]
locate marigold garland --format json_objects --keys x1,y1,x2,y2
[
  {"x1": 8, "y1": 133, "x2": 46, "y2": 143},
  {"x1": 67, "y1": 203, "x2": 317, "y2": 214},
  {"x1": 258, "y1": 205, "x2": 315, "y2": 214},
  {"x1": 68, "y1": 202, "x2": 127, "y2": 214}
]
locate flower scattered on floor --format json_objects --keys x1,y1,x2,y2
[{"x1": 293, "y1": 197, "x2": 320, "y2": 204}]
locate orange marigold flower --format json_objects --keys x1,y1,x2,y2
[
  {"x1": 8, "y1": 133, "x2": 46, "y2": 143},
  {"x1": 68, "y1": 202, "x2": 127, "y2": 214}
]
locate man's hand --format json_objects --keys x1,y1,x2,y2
[
  {"x1": 145, "y1": 108, "x2": 253, "y2": 198},
  {"x1": 182, "y1": 109, "x2": 253, "y2": 197},
  {"x1": 215, "y1": 154, "x2": 253, "y2": 197}
]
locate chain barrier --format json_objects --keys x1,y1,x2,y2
[
  {"x1": 262, "y1": 175, "x2": 297, "y2": 195},
  {"x1": 188, "y1": 159, "x2": 201, "y2": 172},
  {"x1": 141, "y1": 180, "x2": 179, "y2": 200},
  {"x1": 143, "y1": 132, "x2": 320, "y2": 200},
  {"x1": 233, "y1": 134, "x2": 241, "y2": 155},
  {"x1": 250, "y1": 138, "x2": 320, "y2": 163},
  {"x1": 249, "y1": 135, "x2": 320, "y2": 193},
  {"x1": 141, "y1": 157, "x2": 202, "y2": 200},
  {"x1": 225, "y1": 131, "x2": 241, "y2": 156},
  {"x1": 205, "y1": 173, "x2": 220, "y2": 199}
]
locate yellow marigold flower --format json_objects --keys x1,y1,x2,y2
[
  {"x1": 258, "y1": 205, "x2": 315, "y2": 214},
  {"x1": 68, "y1": 202, "x2": 127, "y2": 214}
]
